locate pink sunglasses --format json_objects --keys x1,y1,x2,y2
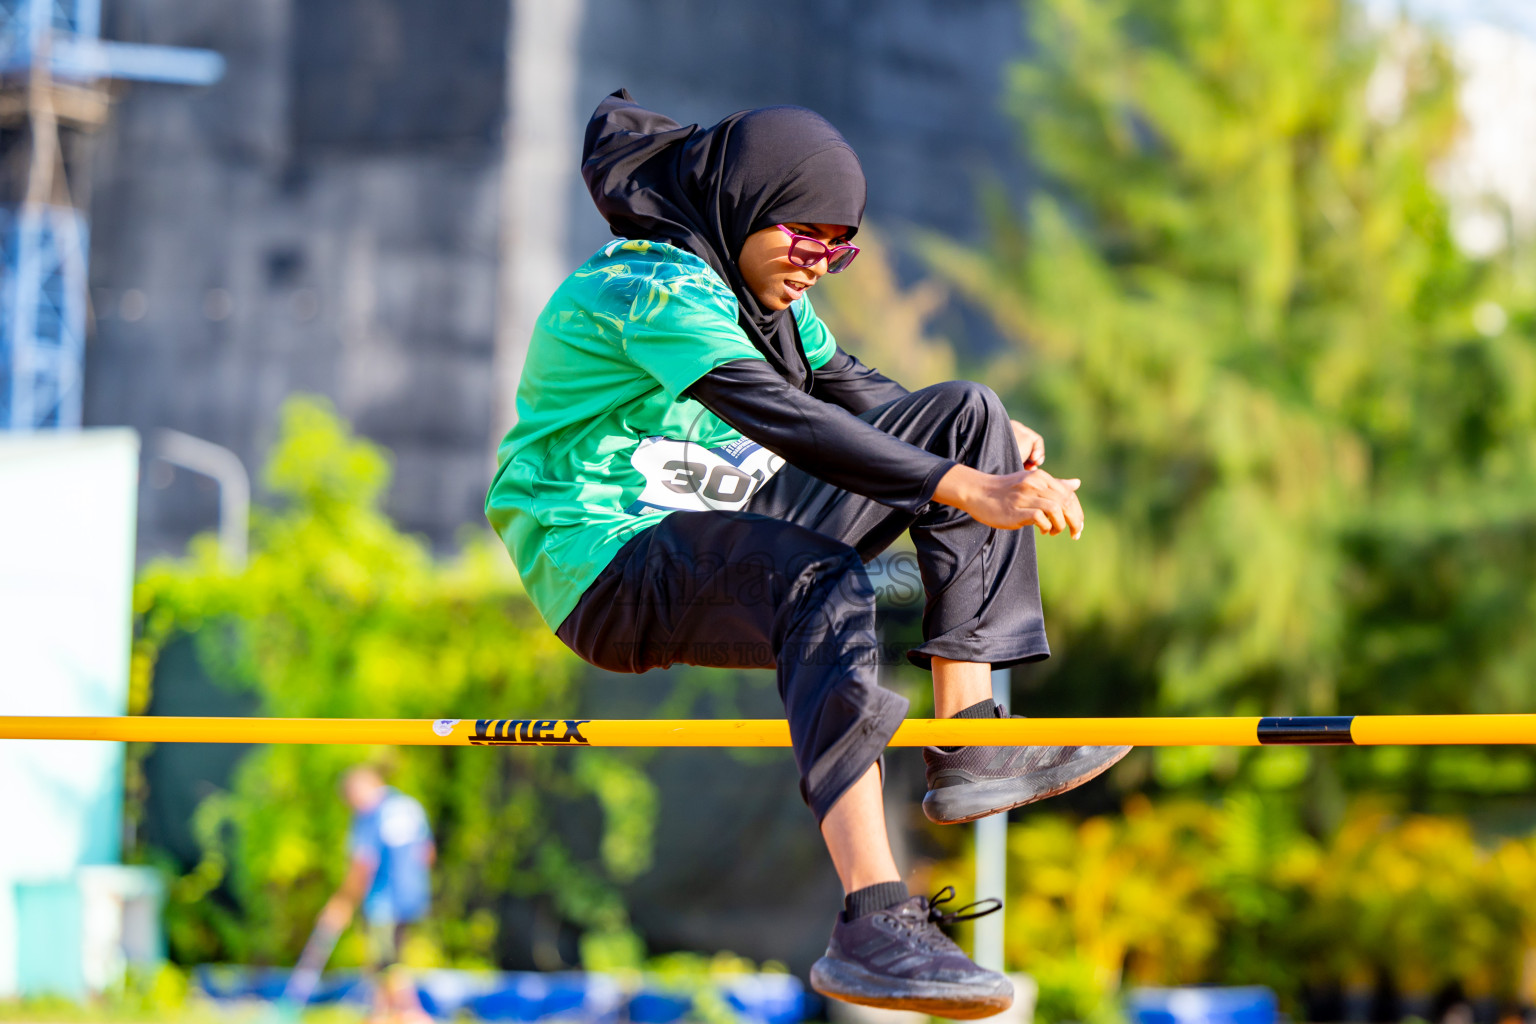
[{"x1": 777, "y1": 225, "x2": 860, "y2": 273}]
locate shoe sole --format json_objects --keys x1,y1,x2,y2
[
  {"x1": 810, "y1": 957, "x2": 1014, "y2": 1020},
  {"x1": 922, "y1": 746, "x2": 1133, "y2": 825}
]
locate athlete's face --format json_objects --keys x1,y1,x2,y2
[{"x1": 737, "y1": 222, "x2": 854, "y2": 311}]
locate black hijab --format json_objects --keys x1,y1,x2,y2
[{"x1": 582, "y1": 89, "x2": 866, "y2": 391}]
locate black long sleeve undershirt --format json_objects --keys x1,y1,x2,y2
[
  {"x1": 685, "y1": 356, "x2": 954, "y2": 514},
  {"x1": 808, "y1": 347, "x2": 911, "y2": 414}
]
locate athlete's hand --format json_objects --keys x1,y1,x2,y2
[
  {"x1": 1011, "y1": 420, "x2": 1045, "y2": 469},
  {"x1": 933, "y1": 464, "x2": 1084, "y2": 538}
]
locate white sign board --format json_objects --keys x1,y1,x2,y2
[{"x1": 0, "y1": 429, "x2": 139, "y2": 996}]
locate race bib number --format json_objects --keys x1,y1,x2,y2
[{"x1": 626, "y1": 436, "x2": 784, "y2": 514}]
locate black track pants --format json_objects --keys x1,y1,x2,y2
[{"x1": 555, "y1": 380, "x2": 1050, "y2": 822}]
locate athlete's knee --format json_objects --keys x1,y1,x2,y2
[
  {"x1": 914, "y1": 380, "x2": 1013, "y2": 466},
  {"x1": 786, "y1": 541, "x2": 873, "y2": 615},
  {"x1": 776, "y1": 542, "x2": 875, "y2": 665},
  {"x1": 916, "y1": 379, "x2": 1004, "y2": 425}
]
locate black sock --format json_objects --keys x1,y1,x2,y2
[
  {"x1": 940, "y1": 698, "x2": 998, "y2": 752},
  {"x1": 844, "y1": 881, "x2": 910, "y2": 920},
  {"x1": 954, "y1": 698, "x2": 998, "y2": 720}
]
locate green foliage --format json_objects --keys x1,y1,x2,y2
[
  {"x1": 131, "y1": 396, "x2": 654, "y2": 969},
  {"x1": 936, "y1": 799, "x2": 1536, "y2": 1021},
  {"x1": 1030, "y1": 955, "x2": 1128, "y2": 1024},
  {"x1": 928, "y1": 0, "x2": 1536, "y2": 798},
  {"x1": 0, "y1": 964, "x2": 363, "y2": 1023},
  {"x1": 813, "y1": 225, "x2": 958, "y2": 390}
]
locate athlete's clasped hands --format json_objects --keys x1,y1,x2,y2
[
  {"x1": 932, "y1": 417, "x2": 1085, "y2": 539},
  {"x1": 977, "y1": 467, "x2": 1084, "y2": 538}
]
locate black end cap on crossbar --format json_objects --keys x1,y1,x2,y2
[{"x1": 1257, "y1": 716, "x2": 1356, "y2": 745}]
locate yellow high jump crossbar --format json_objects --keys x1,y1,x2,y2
[{"x1": 0, "y1": 714, "x2": 1534, "y2": 747}]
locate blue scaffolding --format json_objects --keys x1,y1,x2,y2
[
  {"x1": 0, "y1": 0, "x2": 222, "y2": 431},
  {"x1": 0, "y1": 204, "x2": 86, "y2": 427}
]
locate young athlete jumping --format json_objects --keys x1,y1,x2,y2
[{"x1": 486, "y1": 89, "x2": 1129, "y2": 1019}]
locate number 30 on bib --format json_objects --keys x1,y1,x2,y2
[{"x1": 626, "y1": 436, "x2": 784, "y2": 514}]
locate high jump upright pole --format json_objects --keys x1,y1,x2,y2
[{"x1": 973, "y1": 667, "x2": 1010, "y2": 972}]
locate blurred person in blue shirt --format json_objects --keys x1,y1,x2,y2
[{"x1": 322, "y1": 764, "x2": 435, "y2": 1024}]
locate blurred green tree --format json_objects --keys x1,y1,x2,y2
[
  {"x1": 130, "y1": 396, "x2": 655, "y2": 970},
  {"x1": 928, "y1": 0, "x2": 1536, "y2": 806}
]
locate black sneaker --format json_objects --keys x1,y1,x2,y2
[
  {"x1": 923, "y1": 705, "x2": 1131, "y2": 825},
  {"x1": 810, "y1": 887, "x2": 1012, "y2": 1020}
]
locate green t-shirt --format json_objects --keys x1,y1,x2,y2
[{"x1": 486, "y1": 238, "x2": 838, "y2": 630}]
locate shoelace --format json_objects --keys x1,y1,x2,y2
[{"x1": 926, "y1": 885, "x2": 1002, "y2": 926}]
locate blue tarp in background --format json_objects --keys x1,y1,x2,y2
[{"x1": 196, "y1": 966, "x2": 807, "y2": 1024}]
